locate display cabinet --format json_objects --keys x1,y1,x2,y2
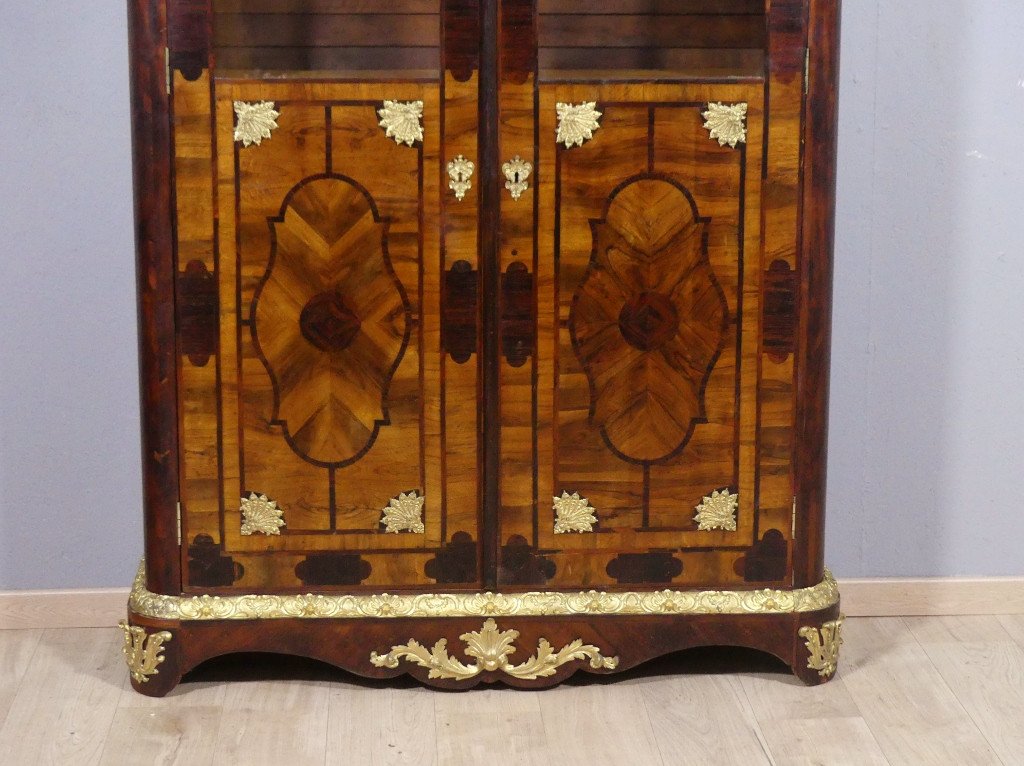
[{"x1": 122, "y1": 0, "x2": 843, "y2": 695}]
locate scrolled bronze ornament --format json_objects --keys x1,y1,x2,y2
[
  {"x1": 119, "y1": 622, "x2": 173, "y2": 684},
  {"x1": 370, "y1": 619, "x2": 619, "y2": 681}
]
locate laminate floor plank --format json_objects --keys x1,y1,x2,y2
[
  {"x1": 641, "y1": 673, "x2": 775, "y2": 765},
  {"x1": 740, "y1": 667, "x2": 862, "y2": 723},
  {"x1": 326, "y1": 683, "x2": 437, "y2": 765},
  {"x1": 0, "y1": 628, "x2": 126, "y2": 765},
  {"x1": 759, "y1": 717, "x2": 891, "y2": 766},
  {"x1": 906, "y1": 616, "x2": 1024, "y2": 764},
  {"x1": 0, "y1": 627, "x2": 42, "y2": 727},
  {"x1": 97, "y1": 660, "x2": 229, "y2": 765},
  {"x1": 998, "y1": 614, "x2": 1024, "y2": 648},
  {"x1": 98, "y1": 706, "x2": 222, "y2": 766},
  {"x1": 536, "y1": 681, "x2": 665, "y2": 766},
  {"x1": 205, "y1": 660, "x2": 331, "y2": 766},
  {"x1": 434, "y1": 687, "x2": 548, "y2": 766},
  {"x1": 740, "y1": 663, "x2": 890, "y2": 766},
  {"x1": 839, "y1": 617, "x2": 1001, "y2": 766}
]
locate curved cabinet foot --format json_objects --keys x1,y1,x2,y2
[
  {"x1": 791, "y1": 610, "x2": 846, "y2": 686},
  {"x1": 120, "y1": 617, "x2": 183, "y2": 698}
]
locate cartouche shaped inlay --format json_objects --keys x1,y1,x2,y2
[
  {"x1": 254, "y1": 176, "x2": 410, "y2": 466},
  {"x1": 570, "y1": 177, "x2": 728, "y2": 464}
]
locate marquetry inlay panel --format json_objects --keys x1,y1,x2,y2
[
  {"x1": 513, "y1": 82, "x2": 766, "y2": 589},
  {"x1": 256, "y1": 175, "x2": 409, "y2": 467},
  {"x1": 571, "y1": 177, "x2": 727, "y2": 464}
]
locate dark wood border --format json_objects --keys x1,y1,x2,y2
[
  {"x1": 444, "y1": 0, "x2": 481, "y2": 82},
  {"x1": 794, "y1": 0, "x2": 841, "y2": 587},
  {"x1": 500, "y1": 0, "x2": 537, "y2": 85},
  {"x1": 131, "y1": 0, "x2": 182, "y2": 596},
  {"x1": 167, "y1": 0, "x2": 210, "y2": 81}
]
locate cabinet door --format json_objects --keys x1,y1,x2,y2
[
  {"x1": 496, "y1": 1, "x2": 799, "y2": 590},
  {"x1": 172, "y1": 2, "x2": 484, "y2": 592}
]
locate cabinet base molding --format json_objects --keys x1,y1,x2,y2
[{"x1": 122, "y1": 561, "x2": 842, "y2": 695}]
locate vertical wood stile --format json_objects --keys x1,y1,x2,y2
[
  {"x1": 794, "y1": 0, "x2": 841, "y2": 588},
  {"x1": 132, "y1": 0, "x2": 181, "y2": 595},
  {"x1": 480, "y1": 0, "x2": 503, "y2": 588}
]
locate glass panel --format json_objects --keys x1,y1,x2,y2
[
  {"x1": 212, "y1": 0, "x2": 442, "y2": 77},
  {"x1": 537, "y1": 0, "x2": 767, "y2": 81}
]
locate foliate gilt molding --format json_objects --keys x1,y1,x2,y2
[
  {"x1": 369, "y1": 619, "x2": 619, "y2": 681},
  {"x1": 556, "y1": 101, "x2": 603, "y2": 148},
  {"x1": 694, "y1": 489, "x2": 739, "y2": 532},
  {"x1": 233, "y1": 101, "x2": 280, "y2": 147},
  {"x1": 447, "y1": 155, "x2": 475, "y2": 201},
  {"x1": 553, "y1": 492, "x2": 598, "y2": 534},
  {"x1": 129, "y1": 562, "x2": 840, "y2": 621},
  {"x1": 378, "y1": 100, "x2": 424, "y2": 146},
  {"x1": 240, "y1": 493, "x2": 286, "y2": 536},
  {"x1": 381, "y1": 491, "x2": 426, "y2": 534},
  {"x1": 799, "y1": 616, "x2": 846, "y2": 678},
  {"x1": 118, "y1": 622, "x2": 172, "y2": 684},
  {"x1": 702, "y1": 102, "x2": 748, "y2": 148}
]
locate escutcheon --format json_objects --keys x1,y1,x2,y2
[
  {"x1": 447, "y1": 155, "x2": 475, "y2": 201},
  {"x1": 502, "y1": 156, "x2": 532, "y2": 200}
]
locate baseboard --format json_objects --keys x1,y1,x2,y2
[
  {"x1": 0, "y1": 588, "x2": 130, "y2": 630},
  {"x1": 2, "y1": 578, "x2": 1022, "y2": 630},
  {"x1": 838, "y1": 577, "x2": 1024, "y2": 617}
]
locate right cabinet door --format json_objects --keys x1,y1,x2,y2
[
  {"x1": 529, "y1": 81, "x2": 770, "y2": 591},
  {"x1": 495, "y1": 0, "x2": 809, "y2": 592}
]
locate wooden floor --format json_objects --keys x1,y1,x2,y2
[{"x1": 1, "y1": 616, "x2": 1022, "y2": 765}]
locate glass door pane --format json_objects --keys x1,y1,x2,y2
[
  {"x1": 538, "y1": 0, "x2": 766, "y2": 81},
  {"x1": 212, "y1": 0, "x2": 444, "y2": 77}
]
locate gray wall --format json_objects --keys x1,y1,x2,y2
[{"x1": 1, "y1": 2, "x2": 1022, "y2": 590}]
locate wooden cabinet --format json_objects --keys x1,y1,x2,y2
[{"x1": 123, "y1": 0, "x2": 843, "y2": 695}]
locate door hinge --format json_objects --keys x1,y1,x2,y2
[
  {"x1": 165, "y1": 47, "x2": 172, "y2": 96},
  {"x1": 804, "y1": 48, "x2": 810, "y2": 95},
  {"x1": 176, "y1": 501, "x2": 182, "y2": 546}
]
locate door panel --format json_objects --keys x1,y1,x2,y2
[
  {"x1": 499, "y1": 81, "x2": 768, "y2": 589},
  {"x1": 221, "y1": 83, "x2": 433, "y2": 552},
  {"x1": 176, "y1": 74, "x2": 482, "y2": 592},
  {"x1": 220, "y1": 82, "x2": 445, "y2": 588}
]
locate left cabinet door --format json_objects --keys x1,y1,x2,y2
[{"x1": 170, "y1": 2, "x2": 484, "y2": 593}]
